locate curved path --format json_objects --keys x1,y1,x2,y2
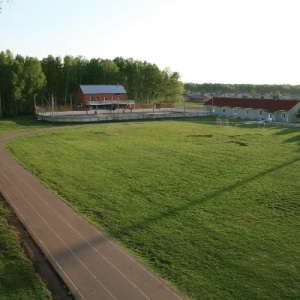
[{"x1": 0, "y1": 128, "x2": 184, "y2": 300}]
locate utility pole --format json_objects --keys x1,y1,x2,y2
[
  {"x1": 70, "y1": 94, "x2": 73, "y2": 116},
  {"x1": 51, "y1": 95, "x2": 54, "y2": 122},
  {"x1": 152, "y1": 92, "x2": 155, "y2": 117},
  {"x1": 211, "y1": 93, "x2": 214, "y2": 116},
  {"x1": 34, "y1": 94, "x2": 38, "y2": 115},
  {"x1": 117, "y1": 93, "x2": 120, "y2": 119},
  {"x1": 182, "y1": 94, "x2": 188, "y2": 117}
]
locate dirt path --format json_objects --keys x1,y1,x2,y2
[{"x1": 0, "y1": 128, "x2": 184, "y2": 300}]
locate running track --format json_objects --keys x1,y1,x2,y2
[{"x1": 0, "y1": 129, "x2": 184, "y2": 300}]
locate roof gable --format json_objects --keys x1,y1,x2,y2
[
  {"x1": 205, "y1": 98, "x2": 299, "y2": 113},
  {"x1": 80, "y1": 85, "x2": 126, "y2": 94}
]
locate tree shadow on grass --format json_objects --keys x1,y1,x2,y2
[
  {"x1": 284, "y1": 135, "x2": 300, "y2": 145},
  {"x1": 270, "y1": 127, "x2": 300, "y2": 149},
  {"x1": 125, "y1": 156, "x2": 300, "y2": 232},
  {"x1": 0, "y1": 115, "x2": 76, "y2": 131}
]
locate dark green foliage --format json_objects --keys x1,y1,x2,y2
[
  {"x1": 0, "y1": 50, "x2": 45, "y2": 116},
  {"x1": 185, "y1": 82, "x2": 300, "y2": 98},
  {"x1": 296, "y1": 108, "x2": 300, "y2": 119},
  {"x1": 0, "y1": 49, "x2": 184, "y2": 116}
]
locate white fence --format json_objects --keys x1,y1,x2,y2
[{"x1": 38, "y1": 109, "x2": 209, "y2": 123}]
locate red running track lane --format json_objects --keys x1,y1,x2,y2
[{"x1": 0, "y1": 129, "x2": 185, "y2": 300}]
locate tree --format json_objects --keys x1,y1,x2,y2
[
  {"x1": 161, "y1": 68, "x2": 184, "y2": 103},
  {"x1": 0, "y1": 50, "x2": 15, "y2": 115},
  {"x1": 0, "y1": 0, "x2": 12, "y2": 13},
  {"x1": 22, "y1": 56, "x2": 46, "y2": 112},
  {"x1": 1, "y1": 50, "x2": 185, "y2": 114},
  {"x1": 0, "y1": 51, "x2": 45, "y2": 115},
  {"x1": 250, "y1": 89, "x2": 257, "y2": 98},
  {"x1": 2, "y1": 53, "x2": 25, "y2": 115},
  {"x1": 296, "y1": 108, "x2": 300, "y2": 121},
  {"x1": 86, "y1": 58, "x2": 103, "y2": 84},
  {"x1": 141, "y1": 62, "x2": 162, "y2": 103},
  {"x1": 41, "y1": 55, "x2": 63, "y2": 101},
  {"x1": 62, "y1": 55, "x2": 78, "y2": 105},
  {"x1": 100, "y1": 59, "x2": 119, "y2": 84},
  {"x1": 273, "y1": 91, "x2": 280, "y2": 100},
  {"x1": 74, "y1": 56, "x2": 89, "y2": 86}
]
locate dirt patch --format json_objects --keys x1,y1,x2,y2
[
  {"x1": 272, "y1": 203, "x2": 300, "y2": 215},
  {"x1": 228, "y1": 140, "x2": 248, "y2": 146},
  {"x1": 3, "y1": 198, "x2": 74, "y2": 300},
  {"x1": 187, "y1": 134, "x2": 213, "y2": 138},
  {"x1": 92, "y1": 210, "x2": 104, "y2": 219}
]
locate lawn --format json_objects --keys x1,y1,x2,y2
[
  {"x1": 4, "y1": 120, "x2": 300, "y2": 299},
  {"x1": 0, "y1": 115, "x2": 53, "y2": 136}
]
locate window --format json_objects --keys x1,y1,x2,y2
[
  {"x1": 259, "y1": 110, "x2": 263, "y2": 116},
  {"x1": 222, "y1": 108, "x2": 226, "y2": 113},
  {"x1": 246, "y1": 109, "x2": 250, "y2": 115},
  {"x1": 233, "y1": 108, "x2": 237, "y2": 114},
  {"x1": 281, "y1": 112, "x2": 286, "y2": 118}
]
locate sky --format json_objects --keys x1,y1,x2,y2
[{"x1": 1, "y1": 0, "x2": 299, "y2": 85}]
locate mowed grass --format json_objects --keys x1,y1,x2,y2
[
  {"x1": 0, "y1": 116, "x2": 54, "y2": 136},
  {"x1": 0, "y1": 196, "x2": 51, "y2": 300},
  {"x1": 5, "y1": 121, "x2": 300, "y2": 299}
]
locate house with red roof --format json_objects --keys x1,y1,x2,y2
[
  {"x1": 204, "y1": 97, "x2": 300, "y2": 122},
  {"x1": 77, "y1": 85, "x2": 134, "y2": 110}
]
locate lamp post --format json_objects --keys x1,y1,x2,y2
[
  {"x1": 182, "y1": 94, "x2": 188, "y2": 116},
  {"x1": 70, "y1": 94, "x2": 73, "y2": 117},
  {"x1": 115, "y1": 93, "x2": 120, "y2": 118},
  {"x1": 51, "y1": 95, "x2": 54, "y2": 122},
  {"x1": 152, "y1": 92, "x2": 156, "y2": 117}
]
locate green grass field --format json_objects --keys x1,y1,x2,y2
[
  {"x1": 3, "y1": 118, "x2": 300, "y2": 299},
  {"x1": 0, "y1": 115, "x2": 53, "y2": 136}
]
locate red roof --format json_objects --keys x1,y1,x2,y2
[{"x1": 204, "y1": 98, "x2": 299, "y2": 113}]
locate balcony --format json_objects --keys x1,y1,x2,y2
[{"x1": 86, "y1": 100, "x2": 135, "y2": 106}]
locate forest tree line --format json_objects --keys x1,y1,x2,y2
[
  {"x1": 1, "y1": 49, "x2": 300, "y2": 116},
  {"x1": 184, "y1": 82, "x2": 300, "y2": 98},
  {"x1": 0, "y1": 50, "x2": 184, "y2": 116}
]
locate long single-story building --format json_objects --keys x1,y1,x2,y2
[
  {"x1": 77, "y1": 85, "x2": 135, "y2": 110},
  {"x1": 204, "y1": 97, "x2": 300, "y2": 122}
]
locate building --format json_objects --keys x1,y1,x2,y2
[
  {"x1": 188, "y1": 93, "x2": 206, "y2": 103},
  {"x1": 77, "y1": 85, "x2": 134, "y2": 110},
  {"x1": 204, "y1": 97, "x2": 300, "y2": 122}
]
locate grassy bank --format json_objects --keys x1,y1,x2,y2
[
  {"x1": 0, "y1": 116, "x2": 52, "y2": 136},
  {"x1": 4, "y1": 120, "x2": 300, "y2": 299},
  {"x1": 0, "y1": 116, "x2": 57, "y2": 299},
  {"x1": 0, "y1": 196, "x2": 51, "y2": 300}
]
